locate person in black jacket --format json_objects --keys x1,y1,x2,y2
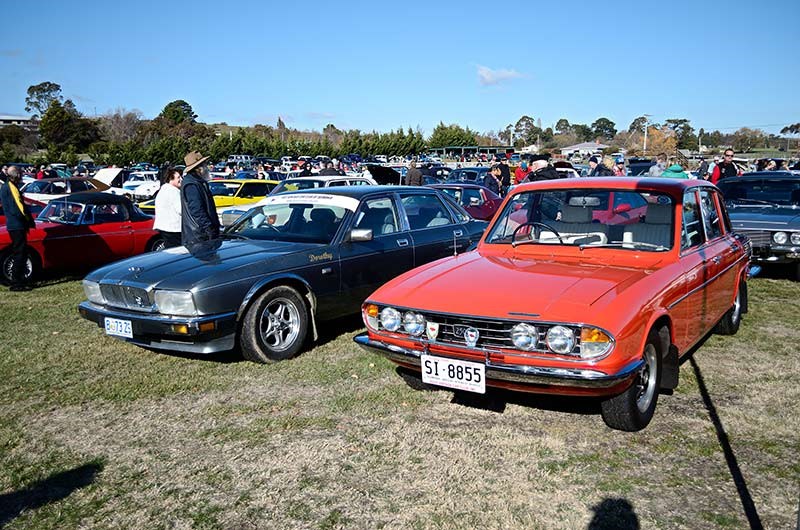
[
  {"x1": 588, "y1": 155, "x2": 614, "y2": 177},
  {"x1": 524, "y1": 153, "x2": 562, "y2": 182},
  {"x1": 180, "y1": 151, "x2": 221, "y2": 247},
  {"x1": 483, "y1": 165, "x2": 502, "y2": 194},
  {"x1": 497, "y1": 157, "x2": 511, "y2": 194},
  {"x1": 405, "y1": 160, "x2": 423, "y2": 186},
  {"x1": 0, "y1": 166, "x2": 35, "y2": 290}
]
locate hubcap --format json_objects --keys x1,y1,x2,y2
[
  {"x1": 3, "y1": 256, "x2": 32, "y2": 281},
  {"x1": 731, "y1": 289, "x2": 741, "y2": 324},
  {"x1": 635, "y1": 344, "x2": 658, "y2": 413},
  {"x1": 258, "y1": 297, "x2": 300, "y2": 352}
]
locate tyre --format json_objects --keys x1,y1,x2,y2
[
  {"x1": 714, "y1": 282, "x2": 744, "y2": 336},
  {"x1": 601, "y1": 328, "x2": 664, "y2": 432},
  {"x1": 149, "y1": 237, "x2": 166, "y2": 252},
  {"x1": 1, "y1": 249, "x2": 37, "y2": 285},
  {"x1": 240, "y1": 286, "x2": 308, "y2": 363}
]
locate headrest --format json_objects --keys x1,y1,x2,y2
[
  {"x1": 644, "y1": 204, "x2": 672, "y2": 224},
  {"x1": 560, "y1": 205, "x2": 592, "y2": 223},
  {"x1": 311, "y1": 208, "x2": 335, "y2": 223}
]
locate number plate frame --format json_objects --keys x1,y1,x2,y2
[
  {"x1": 420, "y1": 354, "x2": 486, "y2": 394},
  {"x1": 104, "y1": 317, "x2": 133, "y2": 338}
]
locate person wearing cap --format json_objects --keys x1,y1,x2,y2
[
  {"x1": 1, "y1": 166, "x2": 35, "y2": 291},
  {"x1": 180, "y1": 151, "x2": 221, "y2": 247},
  {"x1": 588, "y1": 155, "x2": 614, "y2": 177},
  {"x1": 405, "y1": 160, "x2": 423, "y2": 186},
  {"x1": 524, "y1": 154, "x2": 561, "y2": 182},
  {"x1": 613, "y1": 156, "x2": 626, "y2": 176},
  {"x1": 514, "y1": 161, "x2": 530, "y2": 185}
]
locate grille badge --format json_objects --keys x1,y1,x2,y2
[{"x1": 464, "y1": 327, "x2": 480, "y2": 348}]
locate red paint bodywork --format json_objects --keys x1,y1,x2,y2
[
  {"x1": 363, "y1": 177, "x2": 749, "y2": 396},
  {"x1": 429, "y1": 184, "x2": 503, "y2": 221}
]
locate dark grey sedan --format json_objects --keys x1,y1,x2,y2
[{"x1": 78, "y1": 186, "x2": 487, "y2": 362}]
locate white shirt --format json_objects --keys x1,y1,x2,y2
[{"x1": 153, "y1": 183, "x2": 182, "y2": 233}]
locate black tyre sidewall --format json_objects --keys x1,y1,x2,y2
[
  {"x1": 241, "y1": 286, "x2": 308, "y2": 363},
  {"x1": 1, "y1": 250, "x2": 35, "y2": 285}
]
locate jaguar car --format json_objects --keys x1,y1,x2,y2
[
  {"x1": 355, "y1": 178, "x2": 750, "y2": 431},
  {"x1": 78, "y1": 186, "x2": 487, "y2": 363}
]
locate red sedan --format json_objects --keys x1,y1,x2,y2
[
  {"x1": 0, "y1": 192, "x2": 162, "y2": 283},
  {"x1": 429, "y1": 184, "x2": 503, "y2": 221}
]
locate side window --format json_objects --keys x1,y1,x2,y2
[
  {"x1": 328, "y1": 180, "x2": 348, "y2": 187},
  {"x1": 462, "y1": 188, "x2": 484, "y2": 206},
  {"x1": 240, "y1": 183, "x2": 269, "y2": 197},
  {"x1": 401, "y1": 194, "x2": 454, "y2": 230},
  {"x1": 354, "y1": 197, "x2": 399, "y2": 236},
  {"x1": 440, "y1": 193, "x2": 470, "y2": 223},
  {"x1": 681, "y1": 191, "x2": 704, "y2": 250},
  {"x1": 70, "y1": 180, "x2": 91, "y2": 192},
  {"x1": 699, "y1": 189, "x2": 722, "y2": 240}
]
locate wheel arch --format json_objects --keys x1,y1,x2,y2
[
  {"x1": 236, "y1": 274, "x2": 319, "y2": 341},
  {"x1": 648, "y1": 314, "x2": 678, "y2": 390},
  {"x1": 146, "y1": 234, "x2": 164, "y2": 252}
]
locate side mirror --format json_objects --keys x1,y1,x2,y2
[
  {"x1": 613, "y1": 203, "x2": 632, "y2": 214},
  {"x1": 348, "y1": 228, "x2": 373, "y2": 242},
  {"x1": 469, "y1": 197, "x2": 481, "y2": 206}
]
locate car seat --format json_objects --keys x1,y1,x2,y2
[{"x1": 307, "y1": 208, "x2": 337, "y2": 241}]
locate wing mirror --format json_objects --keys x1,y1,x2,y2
[
  {"x1": 469, "y1": 197, "x2": 481, "y2": 206},
  {"x1": 348, "y1": 228, "x2": 373, "y2": 242},
  {"x1": 613, "y1": 203, "x2": 632, "y2": 214}
]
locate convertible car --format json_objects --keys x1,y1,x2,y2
[
  {"x1": 1, "y1": 192, "x2": 161, "y2": 284},
  {"x1": 355, "y1": 177, "x2": 750, "y2": 431},
  {"x1": 78, "y1": 186, "x2": 487, "y2": 363}
]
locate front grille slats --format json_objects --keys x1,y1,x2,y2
[
  {"x1": 734, "y1": 229, "x2": 770, "y2": 247},
  {"x1": 100, "y1": 284, "x2": 155, "y2": 312}
]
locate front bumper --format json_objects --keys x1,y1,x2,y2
[
  {"x1": 750, "y1": 245, "x2": 800, "y2": 264},
  {"x1": 354, "y1": 334, "x2": 642, "y2": 395},
  {"x1": 78, "y1": 301, "x2": 237, "y2": 354}
]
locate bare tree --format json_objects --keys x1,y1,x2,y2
[{"x1": 99, "y1": 108, "x2": 144, "y2": 143}]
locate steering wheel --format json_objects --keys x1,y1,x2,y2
[{"x1": 511, "y1": 221, "x2": 564, "y2": 245}]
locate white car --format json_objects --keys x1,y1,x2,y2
[{"x1": 122, "y1": 171, "x2": 160, "y2": 198}]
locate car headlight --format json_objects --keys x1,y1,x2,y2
[
  {"x1": 791, "y1": 232, "x2": 800, "y2": 246},
  {"x1": 773, "y1": 231, "x2": 788, "y2": 244},
  {"x1": 403, "y1": 312, "x2": 425, "y2": 336},
  {"x1": 546, "y1": 326, "x2": 575, "y2": 354},
  {"x1": 363, "y1": 303, "x2": 380, "y2": 330},
  {"x1": 154, "y1": 290, "x2": 197, "y2": 316},
  {"x1": 580, "y1": 327, "x2": 614, "y2": 359},
  {"x1": 511, "y1": 323, "x2": 539, "y2": 351},
  {"x1": 82, "y1": 280, "x2": 105, "y2": 304},
  {"x1": 379, "y1": 307, "x2": 402, "y2": 332}
]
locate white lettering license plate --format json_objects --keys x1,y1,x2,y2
[
  {"x1": 104, "y1": 317, "x2": 133, "y2": 338},
  {"x1": 421, "y1": 354, "x2": 485, "y2": 394}
]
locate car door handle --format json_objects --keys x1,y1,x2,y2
[
  {"x1": 711, "y1": 256, "x2": 722, "y2": 264},
  {"x1": 321, "y1": 267, "x2": 333, "y2": 275},
  {"x1": 397, "y1": 239, "x2": 409, "y2": 247},
  {"x1": 453, "y1": 230, "x2": 463, "y2": 237}
]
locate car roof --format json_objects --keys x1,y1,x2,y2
[
  {"x1": 50, "y1": 191, "x2": 132, "y2": 205},
  {"x1": 214, "y1": 179, "x2": 280, "y2": 185},
  {"x1": 735, "y1": 171, "x2": 800, "y2": 180},
  {"x1": 279, "y1": 185, "x2": 427, "y2": 200},
  {"x1": 286, "y1": 175, "x2": 365, "y2": 182},
  {"x1": 430, "y1": 183, "x2": 490, "y2": 190},
  {"x1": 513, "y1": 177, "x2": 714, "y2": 194}
]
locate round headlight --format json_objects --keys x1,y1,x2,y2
[
  {"x1": 379, "y1": 307, "x2": 402, "y2": 332},
  {"x1": 403, "y1": 312, "x2": 425, "y2": 336},
  {"x1": 546, "y1": 326, "x2": 576, "y2": 354},
  {"x1": 773, "y1": 231, "x2": 788, "y2": 244},
  {"x1": 791, "y1": 232, "x2": 800, "y2": 246},
  {"x1": 511, "y1": 323, "x2": 539, "y2": 351}
]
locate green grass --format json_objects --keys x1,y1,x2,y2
[{"x1": 0, "y1": 275, "x2": 799, "y2": 529}]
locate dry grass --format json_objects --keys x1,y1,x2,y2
[{"x1": 0, "y1": 274, "x2": 798, "y2": 529}]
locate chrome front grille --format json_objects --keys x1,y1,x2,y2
[
  {"x1": 100, "y1": 284, "x2": 155, "y2": 312},
  {"x1": 734, "y1": 229, "x2": 770, "y2": 247}
]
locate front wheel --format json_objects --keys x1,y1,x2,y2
[
  {"x1": 714, "y1": 282, "x2": 744, "y2": 336},
  {"x1": 1, "y1": 249, "x2": 37, "y2": 285},
  {"x1": 601, "y1": 328, "x2": 664, "y2": 432},
  {"x1": 240, "y1": 286, "x2": 308, "y2": 363},
  {"x1": 149, "y1": 237, "x2": 166, "y2": 252}
]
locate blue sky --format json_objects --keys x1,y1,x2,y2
[{"x1": 1, "y1": 0, "x2": 798, "y2": 136}]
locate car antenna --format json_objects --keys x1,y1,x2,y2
[{"x1": 453, "y1": 231, "x2": 458, "y2": 257}]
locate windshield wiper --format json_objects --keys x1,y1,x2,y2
[
  {"x1": 579, "y1": 242, "x2": 667, "y2": 251},
  {"x1": 729, "y1": 198, "x2": 779, "y2": 207}
]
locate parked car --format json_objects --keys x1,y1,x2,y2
[
  {"x1": 20, "y1": 177, "x2": 109, "y2": 202},
  {"x1": 122, "y1": 171, "x2": 160, "y2": 200},
  {"x1": 446, "y1": 167, "x2": 492, "y2": 184},
  {"x1": 429, "y1": 183, "x2": 503, "y2": 220},
  {"x1": 355, "y1": 177, "x2": 750, "y2": 431},
  {"x1": 626, "y1": 158, "x2": 655, "y2": 176},
  {"x1": 717, "y1": 171, "x2": 800, "y2": 279},
  {"x1": 78, "y1": 186, "x2": 488, "y2": 362},
  {"x1": 1, "y1": 192, "x2": 161, "y2": 284}
]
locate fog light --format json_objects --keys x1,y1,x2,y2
[{"x1": 171, "y1": 324, "x2": 189, "y2": 334}]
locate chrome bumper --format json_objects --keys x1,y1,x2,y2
[
  {"x1": 354, "y1": 334, "x2": 643, "y2": 390},
  {"x1": 78, "y1": 301, "x2": 237, "y2": 354}
]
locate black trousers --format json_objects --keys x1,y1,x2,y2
[
  {"x1": 159, "y1": 230, "x2": 182, "y2": 249},
  {"x1": 8, "y1": 229, "x2": 28, "y2": 286}
]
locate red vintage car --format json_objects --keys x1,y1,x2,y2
[
  {"x1": 1, "y1": 192, "x2": 162, "y2": 283},
  {"x1": 356, "y1": 177, "x2": 751, "y2": 431},
  {"x1": 429, "y1": 183, "x2": 503, "y2": 221}
]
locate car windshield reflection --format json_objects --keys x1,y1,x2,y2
[
  {"x1": 486, "y1": 189, "x2": 674, "y2": 251},
  {"x1": 226, "y1": 202, "x2": 348, "y2": 244}
]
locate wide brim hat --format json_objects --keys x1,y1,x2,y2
[{"x1": 183, "y1": 151, "x2": 210, "y2": 174}]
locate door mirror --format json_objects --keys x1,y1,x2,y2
[
  {"x1": 348, "y1": 228, "x2": 373, "y2": 242},
  {"x1": 613, "y1": 203, "x2": 632, "y2": 214},
  {"x1": 469, "y1": 197, "x2": 481, "y2": 206}
]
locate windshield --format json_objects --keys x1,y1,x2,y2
[
  {"x1": 272, "y1": 180, "x2": 325, "y2": 194},
  {"x1": 486, "y1": 189, "x2": 674, "y2": 251},
  {"x1": 717, "y1": 179, "x2": 800, "y2": 206},
  {"x1": 208, "y1": 181, "x2": 242, "y2": 197},
  {"x1": 226, "y1": 201, "x2": 349, "y2": 244},
  {"x1": 39, "y1": 200, "x2": 87, "y2": 224}
]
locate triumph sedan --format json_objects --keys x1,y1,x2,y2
[{"x1": 78, "y1": 186, "x2": 487, "y2": 363}]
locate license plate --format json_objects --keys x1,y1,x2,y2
[
  {"x1": 421, "y1": 354, "x2": 485, "y2": 394},
  {"x1": 104, "y1": 317, "x2": 133, "y2": 338}
]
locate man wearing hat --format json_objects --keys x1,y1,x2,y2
[
  {"x1": 524, "y1": 154, "x2": 561, "y2": 182},
  {"x1": 180, "y1": 151, "x2": 221, "y2": 247},
  {"x1": 588, "y1": 155, "x2": 614, "y2": 177}
]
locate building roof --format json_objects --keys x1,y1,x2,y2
[{"x1": 560, "y1": 141, "x2": 609, "y2": 151}]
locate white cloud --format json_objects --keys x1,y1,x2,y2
[{"x1": 477, "y1": 65, "x2": 524, "y2": 86}]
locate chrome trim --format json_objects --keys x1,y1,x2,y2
[
  {"x1": 79, "y1": 301, "x2": 237, "y2": 325},
  {"x1": 667, "y1": 253, "x2": 748, "y2": 310},
  {"x1": 355, "y1": 334, "x2": 641, "y2": 389}
]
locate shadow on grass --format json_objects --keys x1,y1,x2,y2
[
  {"x1": 587, "y1": 497, "x2": 639, "y2": 529},
  {"x1": 689, "y1": 356, "x2": 764, "y2": 530},
  {"x1": 0, "y1": 462, "x2": 103, "y2": 527}
]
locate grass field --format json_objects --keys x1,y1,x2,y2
[{"x1": 1, "y1": 271, "x2": 798, "y2": 529}]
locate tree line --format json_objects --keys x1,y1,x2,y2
[{"x1": 0, "y1": 81, "x2": 796, "y2": 166}]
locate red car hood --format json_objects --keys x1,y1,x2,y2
[{"x1": 369, "y1": 250, "x2": 659, "y2": 322}]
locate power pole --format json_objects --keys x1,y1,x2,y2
[{"x1": 643, "y1": 114, "x2": 651, "y2": 155}]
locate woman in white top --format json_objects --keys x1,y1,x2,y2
[{"x1": 153, "y1": 168, "x2": 182, "y2": 248}]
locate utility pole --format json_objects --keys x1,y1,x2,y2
[{"x1": 643, "y1": 114, "x2": 651, "y2": 155}]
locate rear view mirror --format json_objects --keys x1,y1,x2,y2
[
  {"x1": 349, "y1": 228, "x2": 373, "y2": 242},
  {"x1": 568, "y1": 196, "x2": 601, "y2": 207}
]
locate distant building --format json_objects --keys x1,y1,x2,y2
[
  {"x1": 560, "y1": 141, "x2": 609, "y2": 157},
  {"x1": 0, "y1": 114, "x2": 37, "y2": 132}
]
